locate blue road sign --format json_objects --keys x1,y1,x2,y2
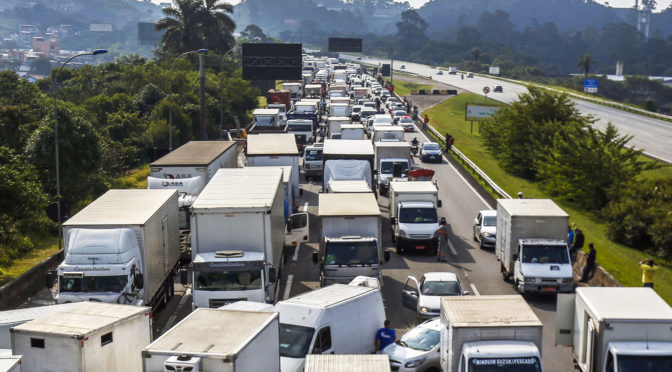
[{"x1": 584, "y1": 78, "x2": 598, "y2": 93}]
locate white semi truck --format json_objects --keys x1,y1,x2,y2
[
  {"x1": 388, "y1": 181, "x2": 442, "y2": 254},
  {"x1": 374, "y1": 142, "x2": 412, "y2": 196},
  {"x1": 556, "y1": 287, "x2": 672, "y2": 372},
  {"x1": 55, "y1": 189, "x2": 180, "y2": 309},
  {"x1": 313, "y1": 193, "x2": 388, "y2": 286},
  {"x1": 440, "y1": 295, "x2": 544, "y2": 372},
  {"x1": 496, "y1": 199, "x2": 573, "y2": 294}
]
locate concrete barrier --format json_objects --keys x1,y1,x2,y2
[
  {"x1": 573, "y1": 250, "x2": 621, "y2": 287},
  {"x1": 0, "y1": 249, "x2": 63, "y2": 310}
]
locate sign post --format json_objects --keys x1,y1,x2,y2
[
  {"x1": 483, "y1": 86, "x2": 490, "y2": 100},
  {"x1": 465, "y1": 103, "x2": 499, "y2": 134},
  {"x1": 584, "y1": 78, "x2": 598, "y2": 94}
]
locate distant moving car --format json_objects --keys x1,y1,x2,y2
[
  {"x1": 399, "y1": 117, "x2": 414, "y2": 132},
  {"x1": 401, "y1": 272, "x2": 469, "y2": 320},
  {"x1": 356, "y1": 56, "x2": 362, "y2": 60},
  {"x1": 473, "y1": 210, "x2": 497, "y2": 249},
  {"x1": 436, "y1": 70, "x2": 443, "y2": 75},
  {"x1": 420, "y1": 142, "x2": 442, "y2": 163},
  {"x1": 400, "y1": 65, "x2": 406, "y2": 69},
  {"x1": 466, "y1": 72, "x2": 474, "y2": 78},
  {"x1": 494, "y1": 85, "x2": 503, "y2": 92},
  {"x1": 383, "y1": 318, "x2": 441, "y2": 372}
]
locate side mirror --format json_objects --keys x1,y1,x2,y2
[
  {"x1": 286, "y1": 220, "x2": 292, "y2": 233},
  {"x1": 440, "y1": 217, "x2": 447, "y2": 225},
  {"x1": 180, "y1": 269, "x2": 188, "y2": 286},
  {"x1": 312, "y1": 251, "x2": 319, "y2": 265},
  {"x1": 463, "y1": 290, "x2": 470, "y2": 295},
  {"x1": 299, "y1": 189, "x2": 304, "y2": 196},
  {"x1": 268, "y1": 268, "x2": 277, "y2": 283},
  {"x1": 390, "y1": 217, "x2": 397, "y2": 225},
  {"x1": 474, "y1": 218, "x2": 479, "y2": 225},
  {"x1": 384, "y1": 249, "x2": 391, "y2": 262},
  {"x1": 513, "y1": 254, "x2": 519, "y2": 261},
  {"x1": 45, "y1": 271, "x2": 56, "y2": 289},
  {"x1": 134, "y1": 273, "x2": 144, "y2": 290},
  {"x1": 437, "y1": 200, "x2": 442, "y2": 208}
]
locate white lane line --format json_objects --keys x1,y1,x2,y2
[
  {"x1": 162, "y1": 287, "x2": 191, "y2": 333},
  {"x1": 283, "y1": 274, "x2": 294, "y2": 300},
  {"x1": 470, "y1": 283, "x2": 480, "y2": 296},
  {"x1": 414, "y1": 123, "x2": 493, "y2": 209},
  {"x1": 448, "y1": 239, "x2": 458, "y2": 256},
  {"x1": 302, "y1": 202, "x2": 309, "y2": 212},
  {"x1": 292, "y1": 242, "x2": 301, "y2": 261}
]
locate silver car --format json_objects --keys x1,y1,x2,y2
[
  {"x1": 401, "y1": 272, "x2": 468, "y2": 321},
  {"x1": 473, "y1": 210, "x2": 497, "y2": 249},
  {"x1": 383, "y1": 318, "x2": 441, "y2": 372}
]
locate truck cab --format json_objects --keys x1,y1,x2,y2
[
  {"x1": 389, "y1": 181, "x2": 442, "y2": 254},
  {"x1": 513, "y1": 239, "x2": 573, "y2": 294},
  {"x1": 286, "y1": 119, "x2": 314, "y2": 153},
  {"x1": 304, "y1": 143, "x2": 324, "y2": 179},
  {"x1": 250, "y1": 108, "x2": 284, "y2": 133},
  {"x1": 268, "y1": 103, "x2": 288, "y2": 124}
]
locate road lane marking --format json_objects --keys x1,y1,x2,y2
[
  {"x1": 283, "y1": 274, "x2": 294, "y2": 300},
  {"x1": 292, "y1": 242, "x2": 301, "y2": 261},
  {"x1": 302, "y1": 202, "x2": 308, "y2": 212},
  {"x1": 470, "y1": 283, "x2": 480, "y2": 296},
  {"x1": 162, "y1": 287, "x2": 191, "y2": 333},
  {"x1": 448, "y1": 239, "x2": 457, "y2": 256}
]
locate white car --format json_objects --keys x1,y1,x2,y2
[
  {"x1": 401, "y1": 272, "x2": 468, "y2": 320},
  {"x1": 473, "y1": 210, "x2": 496, "y2": 249},
  {"x1": 383, "y1": 318, "x2": 441, "y2": 372}
]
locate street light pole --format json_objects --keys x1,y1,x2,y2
[
  {"x1": 52, "y1": 49, "x2": 107, "y2": 251},
  {"x1": 219, "y1": 47, "x2": 237, "y2": 139},
  {"x1": 169, "y1": 48, "x2": 208, "y2": 151}
]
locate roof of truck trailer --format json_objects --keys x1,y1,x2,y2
[
  {"x1": 305, "y1": 355, "x2": 391, "y2": 372},
  {"x1": 319, "y1": 193, "x2": 380, "y2": 216},
  {"x1": 278, "y1": 284, "x2": 375, "y2": 309},
  {"x1": 577, "y1": 287, "x2": 672, "y2": 322},
  {"x1": 327, "y1": 180, "x2": 372, "y2": 193},
  {"x1": 374, "y1": 142, "x2": 411, "y2": 148},
  {"x1": 192, "y1": 167, "x2": 282, "y2": 209},
  {"x1": 323, "y1": 139, "x2": 374, "y2": 156},
  {"x1": 12, "y1": 302, "x2": 149, "y2": 336},
  {"x1": 389, "y1": 181, "x2": 437, "y2": 193},
  {"x1": 246, "y1": 133, "x2": 299, "y2": 156},
  {"x1": 341, "y1": 124, "x2": 365, "y2": 130},
  {"x1": 441, "y1": 295, "x2": 542, "y2": 327},
  {"x1": 373, "y1": 126, "x2": 404, "y2": 132},
  {"x1": 63, "y1": 189, "x2": 176, "y2": 226},
  {"x1": 250, "y1": 165, "x2": 291, "y2": 183},
  {"x1": 497, "y1": 199, "x2": 568, "y2": 217},
  {"x1": 252, "y1": 108, "x2": 280, "y2": 115},
  {"x1": 327, "y1": 116, "x2": 351, "y2": 122},
  {"x1": 145, "y1": 309, "x2": 277, "y2": 355},
  {"x1": 150, "y1": 141, "x2": 236, "y2": 166}
]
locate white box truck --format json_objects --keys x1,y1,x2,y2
[
  {"x1": 372, "y1": 126, "x2": 404, "y2": 142},
  {"x1": 305, "y1": 355, "x2": 390, "y2": 372},
  {"x1": 340, "y1": 124, "x2": 366, "y2": 140},
  {"x1": 440, "y1": 295, "x2": 544, "y2": 372},
  {"x1": 148, "y1": 140, "x2": 238, "y2": 235},
  {"x1": 313, "y1": 193, "x2": 388, "y2": 285},
  {"x1": 246, "y1": 133, "x2": 300, "y2": 198},
  {"x1": 55, "y1": 189, "x2": 180, "y2": 309},
  {"x1": 388, "y1": 181, "x2": 442, "y2": 254},
  {"x1": 191, "y1": 168, "x2": 306, "y2": 307},
  {"x1": 327, "y1": 116, "x2": 351, "y2": 137},
  {"x1": 0, "y1": 303, "x2": 79, "y2": 351},
  {"x1": 556, "y1": 287, "x2": 672, "y2": 372},
  {"x1": 496, "y1": 199, "x2": 573, "y2": 294},
  {"x1": 0, "y1": 356, "x2": 21, "y2": 372},
  {"x1": 142, "y1": 309, "x2": 279, "y2": 372},
  {"x1": 11, "y1": 302, "x2": 152, "y2": 372},
  {"x1": 275, "y1": 284, "x2": 386, "y2": 372},
  {"x1": 374, "y1": 142, "x2": 412, "y2": 196},
  {"x1": 322, "y1": 140, "x2": 375, "y2": 191}
]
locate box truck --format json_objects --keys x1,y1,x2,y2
[
  {"x1": 0, "y1": 356, "x2": 21, "y2": 372},
  {"x1": 440, "y1": 295, "x2": 544, "y2": 372},
  {"x1": 374, "y1": 142, "x2": 412, "y2": 196},
  {"x1": 327, "y1": 116, "x2": 351, "y2": 137},
  {"x1": 267, "y1": 89, "x2": 292, "y2": 112},
  {"x1": 305, "y1": 355, "x2": 390, "y2": 372},
  {"x1": 388, "y1": 181, "x2": 442, "y2": 254},
  {"x1": 372, "y1": 126, "x2": 404, "y2": 142},
  {"x1": 313, "y1": 193, "x2": 388, "y2": 285},
  {"x1": 275, "y1": 284, "x2": 386, "y2": 372},
  {"x1": 556, "y1": 287, "x2": 672, "y2": 372},
  {"x1": 148, "y1": 140, "x2": 238, "y2": 233},
  {"x1": 249, "y1": 108, "x2": 286, "y2": 133},
  {"x1": 340, "y1": 124, "x2": 366, "y2": 140},
  {"x1": 322, "y1": 140, "x2": 375, "y2": 191},
  {"x1": 0, "y1": 303, "x2": 79, "y2": 351},
  {"x1": 11, "y1": 302, "x2": 152, "y2": 372},
  {"x1": 246, "y1": 133, "x2": 300, "y2": 198},
  {"x1": 55, "y1": 189, "x2": 180, "y2": 309},
  {"x1": 496, "y1": 199, "x2": 573, "y2": 294},
  {"x1": 142, "y1": 309, "x2": 279, "y2": 372}
]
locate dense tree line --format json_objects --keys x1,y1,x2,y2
[{"x1": 481, "y1": 87, "x2": 670, "y2": 258}]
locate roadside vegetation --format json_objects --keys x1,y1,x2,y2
[
  {"x1": 392, "y1": 81, "x2": 433, "y2": 97},
  {"x1": 425, "y1": 90, "x2": 672, "y2": 303}
]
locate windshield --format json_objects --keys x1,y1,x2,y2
[
  {"x1": 469, "y1": 357, "x2": 542, "y2": 372},
  {"x1": 483, "y1": 216, "x2": 496, "y2": 226},
  {"x1": 380, "y1": 161, "x2": 409, "y2": 175},
  {"x1": 279, "y1": 324, "x2": 315, "y2": 358},
  {"x1": 361, "y1": 111, "x2": 376, "y2": 118},
  {"x1": 617, "y1": 355, "x2": 672, "y2": 372},
  {"x1": 305, "y1": 149, "x2": 322, "y2": 161},
  {"x1": 255, "y1": 115, "x2": 276, "y2": 127},
  {"x1": 424, "y1": 143, "x2": 440, "y2": 150},
  {"x1": 400, "y1": 119, "x2": 413, "y2": 124},
  {"x1": 296, "y1": 105, "x2": 316, "y2": 113},
  {"x1": 399, "y1": 207, "x2": 438, "y2": 224},
  {"x1": 352, "y1": 107, "x2": 362, "y2": 113},
  {"x1": 288, "y1": 124, "x2": 312, "y2": 132},
  {"x1": 325, "y1": 241, "x2": 378, "y2": 265},
  {"x1": 521, "y1": 244, "x2": 569, "y2": 264},
  {"x1": 194, "y1": 270, "x2": 262, "y2": 291},
  {"x1": 399, "y1": 326, "x2": 440, "y2": 351},
  {"x1": 421, "y1": 280, "x2": 461, "y2": 296},
  {"x1": 59, "y1": 275, "x2": 128, "y2": 293}
]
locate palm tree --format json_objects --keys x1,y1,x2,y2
[
  {"x1": 155, "y1": 0, "x2": 236, "y2": 56},
  {"x1": 577, "y1": 54, "x2": 594, "y2": 78}
]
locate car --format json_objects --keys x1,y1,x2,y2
[
  {"x1": 356, "y1": 56, "x2": 362, "y2": 60},
  {"x1": 393, "y1": 110, "x2": 407, "y2": 124},
  {"x1": 401, "y1": 272, "x2": 469, "y2": 320},
  {"x1": 436, "y1": 70, "x2": 443, "y2": 75},
  {"x1": 351, "y1": 105, "x2": 363, "y2": 122},
  {"x1": 473, "y1": 210, "x2": 497, "y2": 249},
  {"x1": 420, "y1": 142, "x2": 442, "y2": 163},
  {"x1": 399, "y1": 117, "x2": 414, "y2": 132},
  {"x1": 466, "y1": 72, "x2": 474, "y2": 78},
  {"x1": 400, "y1": 65, "x2": 406, "y2": 69},
  {"x1": 494, "y1": 85, "x2": 503, "y2": 92},
  {"x1": 383, "y1": 318, "x2": 441, "y2": 372}
]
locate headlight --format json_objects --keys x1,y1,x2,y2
[
  {"x1": 399, "y1": 230, "x2": 408, "y2": 238},
  {"x1": 482, "y1": 232, "x2": 492, "y2": 238},
  {"x1": 525, "y1": 277, "x2": 536, "y2": 283},
  {"x1": 404, "y1": 357, "x2": 427, "y2": 368},
  {"x1": 420, "y1": 307, "x2": 429, "y2": 313}
]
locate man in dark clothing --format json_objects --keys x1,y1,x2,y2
[
  {"x1": 375, "y1": 320, "x2": 396, "y2": 352},
  {"x1": 572, "y1": 228, "x2": 585, "y2": 262},
  {"x1": 580, "y1": 243, "x2": 596, "y2": 282}
]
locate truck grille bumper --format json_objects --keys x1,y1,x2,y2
[{"x1": 209, "y1": 298, "x2": 246, "y2": 308}]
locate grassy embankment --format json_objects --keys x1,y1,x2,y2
[{"x1": 425, "y1": 92, "x2": 672, "y2": 304}]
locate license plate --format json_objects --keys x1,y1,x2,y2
[
  {"x1": 416, "y1": 245, "x2": 425, "y2": 250},
  {"x1": 430, "y1": 156, "x2": 435, "y2": 159},
  {"x1": 542, "y1": 286, "x2": 556, "y2": 293}
]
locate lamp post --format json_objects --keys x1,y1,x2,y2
[
  {"x1": 219, "y1": 47, "x2": 237, "y2": 139},
  {"x1": 52, "y1": 49, "x2": 107, "y2": 251},
  {"x1": 169, "y1": 48, "x2": 208, "y2": 151}
]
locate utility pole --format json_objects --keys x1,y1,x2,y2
[
  {"x1": 390, "y1": 47, "x2": 394, "y2": 86},
  {"x1": 199, "y1": 53, "x2": 208, "y2": 140}
]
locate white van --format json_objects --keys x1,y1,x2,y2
[{"x1": 275, "y1": 284, "x2": 386, "y2": 372}]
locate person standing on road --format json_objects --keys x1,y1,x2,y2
[
  {"x1": 639, "y1": 259, "x2": 658, "y2": 288},
  {"x1": 423, "y1": 114, "x2": 429, "y2": 130},
  {"x1": 447, "y1": 134, "x2": 454, "y2": 150},
  {"x1": 436, "y1": 217, "x2": 449, "y2": 262},
  {"x1": 567, "y1": 225, "x2": 574, "y2": 248},
  {"x1": 375, "y1": 320, "x2": 396, "y2": 352},
  {"x1": 579, "y1": 243, "x2": 597, "y2": 282}
]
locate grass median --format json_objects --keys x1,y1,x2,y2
[
  {"x1": 425, "y1": 92, "x2": 672, "y2": 304},
  {"x1": 393, "y1": 81, "x2": 434, "y2": 97}
]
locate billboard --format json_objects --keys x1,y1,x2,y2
[
  {"x1": 381, "y1": 64, "x2": 390, "y2": 77},
  {"x1": 328, "y1": 38, "x2": 362, "y2": 53},
  {"x1": 465, "y1": 103, "x2": 499, "y2": 121},
  {"x1": 488, "y1": 66, "x2": 500, "y2": 75},
  {"x1": 242, "y1": 43, "x2": 302, "y2": 81},
  {"x1": 90, "y1": 24, "x2": 113, "y2": 32}
]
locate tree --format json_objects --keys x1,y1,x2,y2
[
  {"x1": 240, "y1": 24, "x2": 269, "y2": 43},
  {"x1": 470, "y1": 47, "x2": 481, "y2": 63},
  {"x1": 30, "y1": 55, "x2": 52, "y2": 76},
  {"x1": 577, "y1": 53, "x2": 594, "y2": 77}
]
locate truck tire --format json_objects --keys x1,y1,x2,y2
[{"x1": 501, "y1": 263, "x2": 509, "y2": 282}]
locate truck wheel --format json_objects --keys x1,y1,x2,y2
[
  {"x1": 479, "y1": 240, "x2": 484, "y2": 250},
  {"x1": 501, "y1": 264, "x2": 509, "y2": 282},
  {"x1": 168, "y1": 281, "x2": 175, "y2": 298}
]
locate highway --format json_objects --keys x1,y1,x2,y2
[{"x1": 343, "y1": 54, "x2": 672, "y2": 163}]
